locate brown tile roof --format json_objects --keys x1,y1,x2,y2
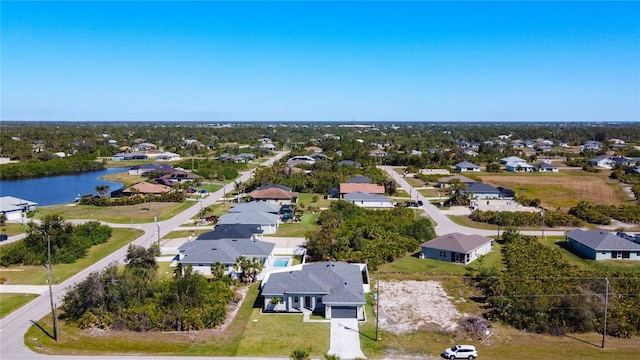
[
  {"x1": 124, "y1": 182, "x2": 172, "y2": 194},
  {"x1": 250, "y1": 187, "x2": 299, "y2": 200},
  {"x1": 339, "y1": 183, "x2": 385, "y2": 195}
]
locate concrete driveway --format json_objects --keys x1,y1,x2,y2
[{"x1": 328, "y1": 318, "x2": 366, "y2": 359}]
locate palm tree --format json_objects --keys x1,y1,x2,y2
[
  {"x1": 210, "y1": 261, "x2": 226, "y2": 280},
  {"x1": 247, "y1": 257, "x2": 264, "y2": 283},
  {"x1": 95, "y1": 184, "x2": 110, "y2": 198},
  {"x1": 234, "y1": 256, "x2": 249, "y2": 283}
]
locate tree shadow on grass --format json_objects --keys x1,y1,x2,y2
[{"x1": 30, "y1": 320, "x2": 55, "y2": 340}]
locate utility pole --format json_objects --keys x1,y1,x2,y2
[
  {"x1": 376, "y1": 277, "x2": 380, "y2": 341},
  {"x1": 155, "y1": 215, "x2": 160, "y2": 248},
  {"x1": 602, "y1": 277, "x2": 609, "y2": 348},
  {"x1": 47, "y1": 234, "x2": 58, "y2": 341},
  {"x1": 541, "y1": 209, "x2": 545, "y2": 241}
]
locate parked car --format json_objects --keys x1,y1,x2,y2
[
  {"x1": 443, "y1": 344, "x2": 477, "y2": 360},
  {"x1": 417, "y1": 200, "x2": 424, "y2": 206},
  {"x1": 0, "y1": 234, "x2": 8, "y2": 242}
]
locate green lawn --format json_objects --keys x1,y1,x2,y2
[
  {"x1": 161, "y1": 229, "x2": 210, "y2": 240},
  {"x1": 540, "y1": 236, "x2": 640, "y2": 273},
  {"x1": 298, "y1": 193, "x2": 332, "y2": 209},
  {"x1": 267, "y1": 213, "x2": 318, "y2": 238},
  {"x1": 417, "y1": 188, "x2": 442, "y2": 197},
  {"x1": 0, "y1": 223, "x2": 30, "y2": 236},
  {"x1": 0, "y1": 228, "x2": 143, "y2": 285},
  {"x1": 34, "y1": 201, "x2": 194, "y2": 224},
  {"x1": 0, "y1": 293, "x2": 38, "y2": 319}
]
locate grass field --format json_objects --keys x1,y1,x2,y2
[
  {"x1": 161, "y1": 229, "x2": 210, "y2": 240},
  {"x1": 0, "y1": 228, "x2": 143, "y2": 285},
  {"x1": 0, "y1": 223, "x2": 30, "y2": 236},
  {"x1": 298, "y1": 193, "x2": 332, "y2": 209},
  {"x1": 479, "y1": 170, "x2": 633, "y2": 210},
  {"x1": 34, "y1": 201, "x2": 194, "y2": 224},
  {"x1": 0, "y1": 293, "x2": 38, "y2": 319},
  {"x1": 267, "y1": 213, "x2": 318, "y2": 238}
]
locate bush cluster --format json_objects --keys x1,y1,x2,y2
[
  {"x1": 469, "y1": 210, "x2": 584, "y2": 228},
  {"x1": 569, "y1": 201, "x2": 640, "y2": 225}
]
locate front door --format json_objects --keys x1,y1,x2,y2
[{"x1": 304, "y1": 296, "x2": 312, "y2": 309}]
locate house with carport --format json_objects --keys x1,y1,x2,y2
[
  {"x1": 261, "y1": 262, "x2": 369, "y2": 320},
  {"x1": 420, "y1": 233, "x2": 494, "y2": 265},
  {"x1": 566, "y1": 229, "x2": 640, "y2": 260}
]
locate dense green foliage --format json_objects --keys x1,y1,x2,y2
[
  {"x1": 249, "y1": 160, "x2": 394, "y2": 195},
  {"x1": 0, "y1": 157, "x2": 105, "y2": 179},
  {"x1": 0, "y1": 216, "x2": 112, "y2": 266},
  {"x1": 569, "y1": 201, "x2": 640, "y2": 225},
  {"x1": 469, "y1": 210, "x2": 584, "y2": 228},
  {"x1": 306, "y1": 201, "x2": 435, "y2": 269},
  {"x1": 62, "y1": 245, "x2": 236, "y2": 332},
  {"x1": 174, "y1": 158, "x2": 242, "y2": 181},
  {"x1": 79, "y1": 190, "x2": 186, "y2": 206},
  {"x1": 474, "y1": 231, "x2": 640, "y2": 337}
]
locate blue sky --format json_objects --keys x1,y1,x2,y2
[{"x1": 2, "y1": 1, "x2": 639, "y2": 122}]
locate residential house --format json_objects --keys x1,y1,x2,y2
[
  {"x1": 566, "y1": 229, "x2": 640, "y2": 260},
  {"x1": 260, "y1": 143, "x2": 277, "y2": 151},
  {"x1": 338, "y1": 160, "x2": 361, "y2": 167},
  {"x1": 500, "y1": 156, "x2": 527, "y2": 165},
  {"x1": 250, "y1": 185, "x2": 299, "y2": 204},
  {"x1": 304, "y1": 146, "x2": 323, "y2": 153},
  {"x1": 177, "y1": 238, "x2": 275, "y2": 277},
  {"x1": 462, "y1": 182, "x2": 506, "y2": 199},
  {"x1": 261, "y1": 262, "x2": 369, "y2": 320},
  {"x1": 287, "y1": 155, "x2": 316, "y2": 166},
  {"x1": 583, "y1": 141, "x2": 602, "y2": 151},
  {"x1": 454, "y1": 161, "x2": 481, "y2": 172},
  {"x1": 587, "y1": 155, "x2": 615, "y2": 168},
  {"x1": 156, "y1": 170, "x2": 199, "y2": 185},
  {"x1": 229, "y1": 201, "x2": 281, "y2": 215},
  {"x1": 112, "y1": 151, "x2": 149, "y2": 161},
  {"x1": 505, "y1": 162, "x2": 535, "y2": 173},
  {"x1": 421, "y1": 233, "x2": 493, "y2": 265},
  {"x1": 156, "y1": 152, "x2": 181, "y2": 161},
  {"x1": 216, "y1": 210, "x2": 280, "y2": 235},
  {"x1": 437, "y1": 174, "x2": 476, "y2": 188},
  {"x1": 200, "y1": 224, "x2": 264, "y2": 241},
  {"x1": 536, "y1": 162, "x2": 559, "y2": 172},
  {"x1": 0, "y1": 196, "x2": 37, "y2": 222},
  {"x1": 339, "y1": 183, "x2": 385, "y2": 197},
  {"x1": 129, "y1": 163, "x2": 175, "y2": 175},
  {"x1": 343, "y1": 191, "x2": 393, "y2": 208},
  {"x1": 123, "y1": 182, "x2": 172, "y2": 195}
]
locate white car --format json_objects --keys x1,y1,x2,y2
[{"x1": 443, "y1": 344, "x2": 477, "y2": 360}]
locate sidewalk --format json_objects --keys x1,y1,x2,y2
[{"x1": 0, "y1": 285, "x2": 49, "y2": 294}]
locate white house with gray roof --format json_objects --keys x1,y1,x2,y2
[
  {"x1": 343, "y1": 191, "x2": 392, "y2": 208},
  {"x1": 566, "y1": 229, "x2": 640, "y2": 260},
  {"x1": 420, "y1": 233, "x2": 493, "y2": 265},
  {"x1": 177, "y1": 238, "x2": 275, "y2": 277},
  {"x1": 261, "y1": 262, "x2": 369, "y2": 319},
  {"x1": 0, "y1": 196, "x2": 37, "y2": 222},
  {"x1": 216, "y1": 210, "x2": 280, "y2": 234},
  {"x1": 229, "y1": 201, "x2": 281, "y2": 214},
  {"x1": 454, "y1": 161, "x2": 481, "y2": 172}
]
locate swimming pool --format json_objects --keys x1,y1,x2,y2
[{"x1": 273, "y1": 258, "x2": 289, "y2": 267}]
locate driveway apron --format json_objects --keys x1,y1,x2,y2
[{"x1": 328, "y1": 318, "x2": 366, "y2": 359}]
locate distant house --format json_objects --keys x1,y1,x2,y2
[
  {"x1": 287, "y1": 155, "x2": 316, "y2": 166},
  {"x1": 536, "y1": 162, "x2": 559, "y2": 172},
  {"x1": 343, "y1": 191, "x2": 392, "y2": 208},
  {"x1": 260, "y1": 143, "x2": 276, "y2": 151},
  {"x1": 0, "y1": 196, "x2": 37, "y2": 222},
  {"x1": 304, "y1": 146, "x2": 323, "y2": 153},
  {"x1": 129, "y1": 163, "x2": 175, "y2": 175},
  {"x1": 229, "y1": 201, "x2": 281, "y2": 215},
  {"x1": 338, "y1": 160, "x2": 361, "y2": 167},
  {"x1": 155, "y1": 152, "x2": 181, "y2": 161},
  {"x1": 437, "y1": 174, "x2": 476, "y2": 188},
  {"x1": 261, "y1": 262, "x2": 369, "y2": 320},
  {"x1": 339, "y1": 183, "x2": 385, "y2": 197},
  {"x1": 454, "y1": 161, "x2": 481, "y2": 172},
  {"x1": 112, "y1": 151, "x2": 148, "y2": 161},
  {"x1": 250, "y1": 185, "x2": 299, "y2": 204},
  {"x1": 583, "y1": 141, "x2": 602, "y2": 151},
  {"x1": 420, "y1": 233, "x2": 493, "y2": 265},
  {"x1": 566, "y1": 229, "x2": 640, "y2": 260},
  {"x1": 462, "y1": 182, "x2": 506, "y2": 199},
  {"x1": 587, "y1": 155, "x2": 615, "y2": 168},
  {"x1": 216, "y1": 211, "x2": 280, "y2": 235},
  {"x1": 177, "y1": 238, "x2": 275, "y2": 277},
  {"x1": 123, "y1": 182, "x2": 172, "y2": 195},
  {"x1": 155, "y1": 170, "x2": 199, "y2": 185},
  {"x1": 505, "y1": 162, "x2": 535, "y2": 173},
  {"x1": 347, "y1": 176, "x2": 373, "y2": 184},
  {"x1": 500, "y1": 156, "x2": 527, "y2": 165}
]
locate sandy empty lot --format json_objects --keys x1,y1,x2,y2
[{"x1": 378, "y1": 280, "x2": 461, "y2": 334}]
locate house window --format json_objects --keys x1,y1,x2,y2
[
  {"x1": 316, "y1": 297, "x2": 323, "y2": 304},
  {"x1": 439, "y1": 251, "x2": 446, "y2": 257},
  {"x1": 602, "y1": 252, "x2": 606, "y2": 255},
  {"x1": 293, "y1": 296, "x2": 299, "y2": 303}
]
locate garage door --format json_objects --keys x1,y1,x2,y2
[{"x1": 332, "y1": 306, "x2": 357, "y2": 318}]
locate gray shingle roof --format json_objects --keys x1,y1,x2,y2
[
  {"x1": 421, "y1": 232, "x2": 492, "y2": 254},
  {"x1": 198, "y1": 224, "x2": 264, "y2": 240},
  {"x1": 343, "y1": 191, "x2": 390, "y2": 202},
  {"x1": 217, "y1": 211, "x2": 279, "y2": 226},
  {"x1": 261, "y1": 262, "x2": 365, "y2": 305},
  {"x1": 566, "y1": 229, "x2": 640, "y2": 251},
  {"x1": 347, "y1": 176, "x2": 373, "y2": 184},
  {"x1": 229, "y1": 201, "x2": 281, "y2": 214},
  {"x1": 465, "y1": 182, "x2": 501, "y2": 194},
  {"x1": 178, "y1": 238, "x2": 275, "y2": 264},
  {"x1": 455, "y1": 161, "x2": 480, "y2": 169}
]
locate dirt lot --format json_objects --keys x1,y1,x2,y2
[{"x1": 378, "y1": 280, "x2": 462, "y2": 334}]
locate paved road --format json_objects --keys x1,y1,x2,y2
[
  {"x1": 0, "y1": 151, "x2": 289, "y2": 360},
  {"x1": 380, "y1": 165, "x2": 569, "y2": 237}
]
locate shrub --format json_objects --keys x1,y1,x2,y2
[{"x1": 290, "y1": 348, "x2": 311, "y2": 360}]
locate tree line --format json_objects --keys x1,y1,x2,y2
[
  {"x1": 473, "y1": 230, "x2": 640, "y2": 338},
  {"x1": 62, "y1": 245, "x2": 236, "y2": 332},
  {"x1": 0, "y1": 215, "x2": 112, "y2": 266},
  {"x1": 0, "y1": 157, "x2": 105, "y2": 179},
  {"x1": 306, "y1": 201, "x2": 435, "y2": 269}
]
